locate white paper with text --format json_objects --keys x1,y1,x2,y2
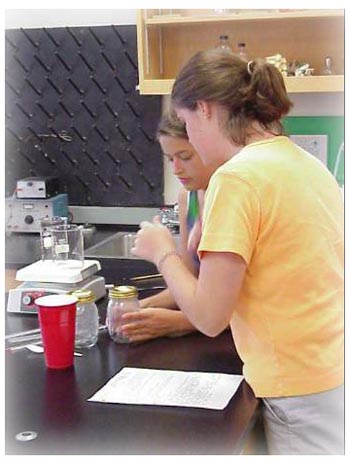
[{"x1": 88, "y1": 367, "x2": 244, "y2": 410}]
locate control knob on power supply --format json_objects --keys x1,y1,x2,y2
[
  {"x1": 24, "y1": 215, "x2": 34, "y2": 225},
  {"x1": 22, "y1": 295, "x2": 33, "y2": 305}
]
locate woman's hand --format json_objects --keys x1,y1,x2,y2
[
  {"x1": 119, "y1": 308, "x2": 194, "y2": 343},
  {"x1": 131, "y1": 216, "x2": 176, "y2": 266}
]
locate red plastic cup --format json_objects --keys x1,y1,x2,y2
[{"x1": 35, "y1": 294, "x2": 78, "y2": 369}]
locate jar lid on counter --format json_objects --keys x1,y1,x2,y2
[
  {"x1": 70, "y1": 288, "x2": 96, "y2": 303},
  {"x1": 109, "y1": 285, "x2": 138, "y2": 299}
]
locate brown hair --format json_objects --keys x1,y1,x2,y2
[
  {"x1": 156, "y1": 108, "x2": 188, "y2": 141},
  {"x1": 171, "y1": 49, "x2": 293, "y2": 145}
]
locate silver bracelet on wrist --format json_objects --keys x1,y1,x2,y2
[{"x1": 157, "y1": 250, "x2": 180, "y2": 272}]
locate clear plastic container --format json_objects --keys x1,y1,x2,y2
[
  {"x1": 216, "y1": 35, "x2": 233, "y2": 51},
  {"x1": 71, "y1": 289, "x2": 99, "y2": 348},
  {"x1": 106, "y1": 285, "x2": 140, "y2": 343}
]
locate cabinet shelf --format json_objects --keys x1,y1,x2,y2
[
  {"x1": 145, "y1": 9, "x2": 343, "y2": 26},
  {"x1": 137, "y1": 75, "x2": 344, "y2": 95},
  {"x1": 284, "y1": 75, "x2": 344, "y2": 93},
  {"x1": 137, "y1": 9, "x2": 344, "y2": 95}
]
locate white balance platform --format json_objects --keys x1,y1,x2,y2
[{"x1": 16, "y1": 259, "x2": 102, "y2": 284}]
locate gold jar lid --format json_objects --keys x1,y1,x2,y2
[
  {"x1": 70, "y1": 288, "x2": 96, "y2": 303},
  {"x1": 109, "y1": 285, "x2": 138, "y2": 299}
]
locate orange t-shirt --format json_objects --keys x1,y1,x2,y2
[{"x1": 198, "y1": 136, "x2": 344, "y2": 397}]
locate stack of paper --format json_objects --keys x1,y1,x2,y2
[{"x1": 88, "y1": 367, "x2": 244, "y2": 410}]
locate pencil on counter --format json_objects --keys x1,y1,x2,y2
[{"x1": 130, "y1": 273, "x2": 163, "y2": 281}]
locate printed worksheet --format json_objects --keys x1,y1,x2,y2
[{"x1": 88, "y1": 367, "x2": 244, "y2": 410}]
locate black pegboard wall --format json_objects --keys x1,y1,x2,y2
[{"x1": 5, "y1": 25, "x2": 164, "y2": 206}]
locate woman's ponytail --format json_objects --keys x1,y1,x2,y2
[{"x1": 245, "y1": 58, "x2": 293, "y2": 123}]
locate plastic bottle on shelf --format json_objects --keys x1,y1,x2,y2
[
  {"x1": 106, "y1": 285, "x2": 140, "y2": 343},
  {"x1": 216, "y1": 35, "x2": 233, "y2": 51},
  {"x1": 71, "y1": 289, "x2": 99, "y2": 349},
  {"x1": 237, "y1": 42, "x2": 248, "y2": 61}
]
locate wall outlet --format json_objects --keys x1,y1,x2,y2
[{"x1": 290, "y1": 134, "x2": 328, "y2": 165}]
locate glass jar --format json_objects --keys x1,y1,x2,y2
[
  {"x1": 71, "y1": 289, "x2": 99, "y2": 348},
  {"x1": 106, "y1": 285, "x2": 140, "y2": 343}
]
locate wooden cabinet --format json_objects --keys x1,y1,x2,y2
[{"x1": 136, "y1": 9, "x2": 344, "y2": 95}]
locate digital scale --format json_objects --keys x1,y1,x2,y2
[{"x1": 7, "y1": 259, "x2": 106, "y2": 314}]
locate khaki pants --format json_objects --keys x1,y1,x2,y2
[{"x1": 262, "y1": 385, "x2": 344, "y2": 455}]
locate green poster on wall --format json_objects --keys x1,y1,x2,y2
[{"x1": 283, "y1": 116, "x2": 344, "y2": 185}]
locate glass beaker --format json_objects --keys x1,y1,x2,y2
[
  {"x1": 51, "y1": 224, "x2": 84, "y2": 268},
  {"x1": 40, "y1": 216, "x2": 69, "y2": 261}
]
